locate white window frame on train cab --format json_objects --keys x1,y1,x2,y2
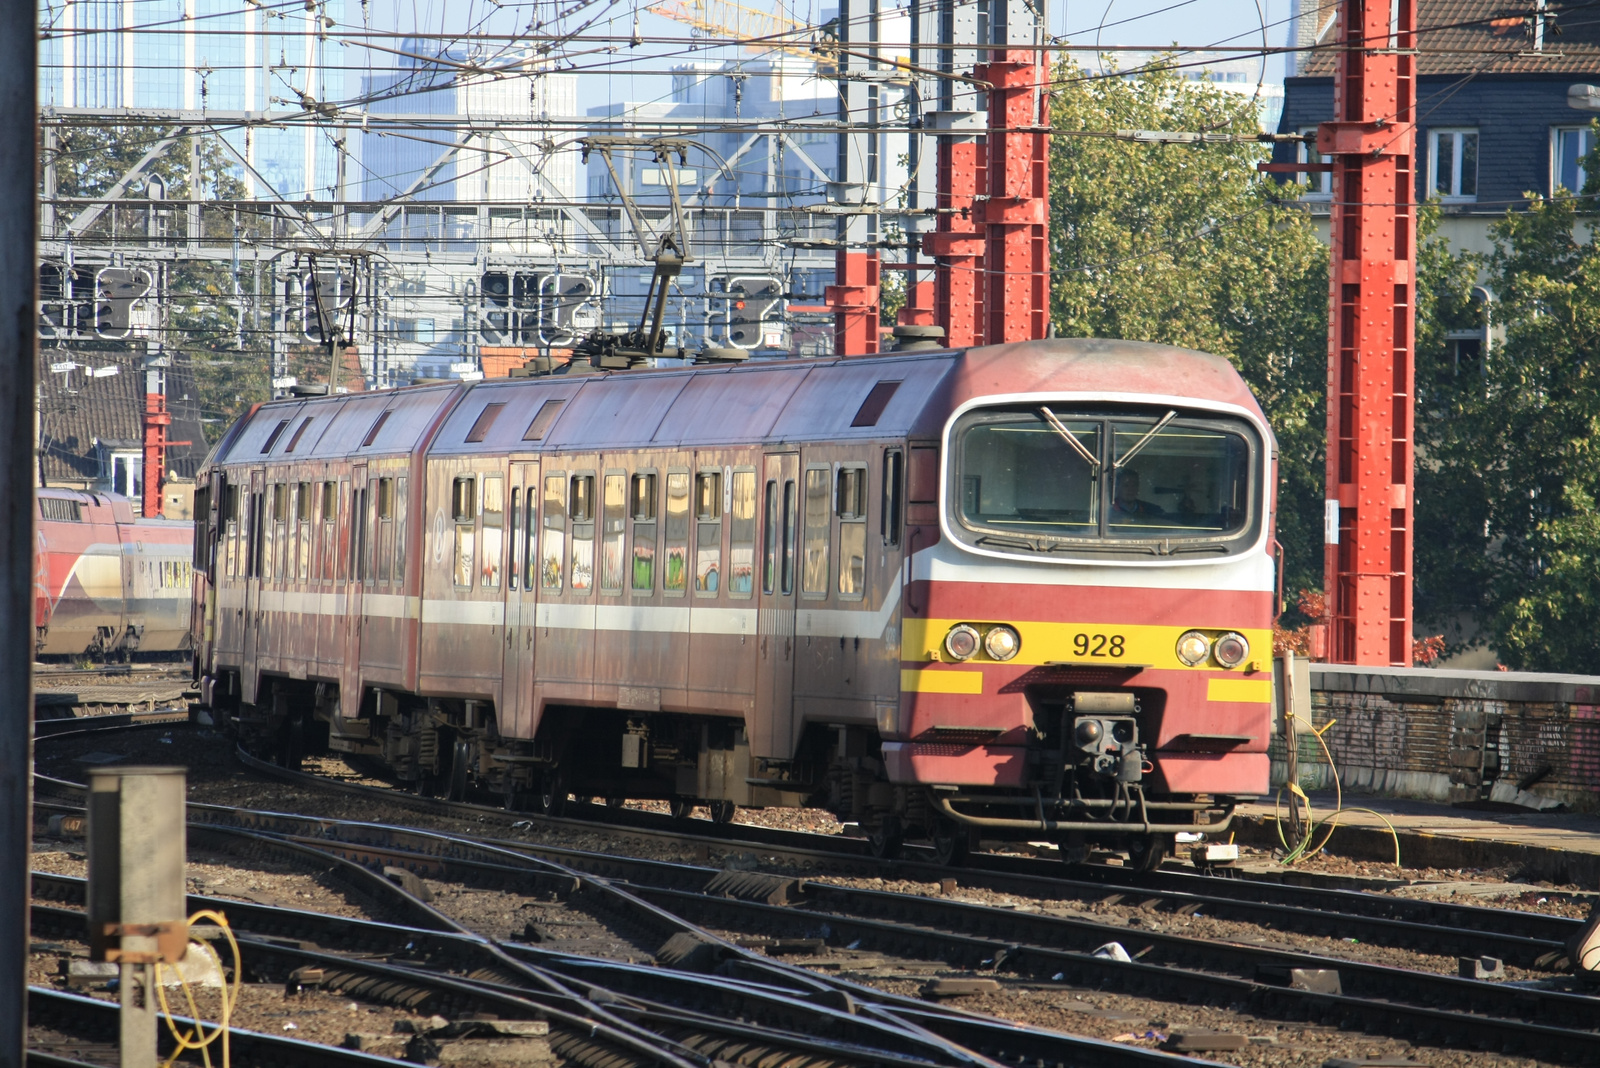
[{"x1": 938, "y1": 391, "x2": 1276, "y2": 569}]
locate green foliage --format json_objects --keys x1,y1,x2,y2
[{"x1": 1047, "y1": 56, "x2": 1330, "y2": 599}]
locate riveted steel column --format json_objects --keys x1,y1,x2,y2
[
  {"x1": 926, "y1": 0, "x2": 986, "y2": 347},
  {"x1": 0, "y1": 2, "x2": 35, "y2": 1064},
  {"x1": 1320, "y1": 0, "x2": 1416, "y2": 665},
  {"x1": 826, "y1": 0, "x2": 881, "y2": 354},
  {"x1": 977, "y1": 13, "x2": 1049, "y2": 347}
]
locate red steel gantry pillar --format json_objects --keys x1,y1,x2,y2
[
  {"x1": 1319, "y1": 0, "x2": 1417, "y2": 665},
  {"x1": 142, "y1": 357, "x2": 171, "y2": 519},
  {"x1": 976, "y1": 47, "x2": 1049, "y2": 345}
]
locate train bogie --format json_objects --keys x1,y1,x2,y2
[{"x1": 194, "y1": 338, "x2": 1277, "y2": 862}]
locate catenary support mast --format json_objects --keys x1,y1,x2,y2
[{"x1": 1320, "y1": 0, "x2": 1417, "y2": 664}]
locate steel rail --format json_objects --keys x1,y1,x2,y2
[
  {"x1": 34, "y1": 729, "x2": 1585, "y2": 971},
  {"x1": 234, "y1": 742, "x2": 1587, "y2": 948},
  {"x1": 628, "y1": 884, "x2": 1600, "y2": 1066},
  {"x1": 27, "y1": 986, "x2": 405, "y2": 1068},
  {"x1": 221, "y1": 746, "x2": 1584, "y2": 960}
]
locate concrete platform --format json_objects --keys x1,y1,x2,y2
[{"x1": 1231, "y1": 791, "x2": 1600, "y2": 888}]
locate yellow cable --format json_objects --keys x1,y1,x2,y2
[
  {"x1": 154, "y1": 910, "x2": 239, "y2": 1068},
  {"x1": 1273, "y1": 714, "x2": 1402, "y2": 868}
]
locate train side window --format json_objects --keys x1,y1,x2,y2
[
  {"x1": 250, "y1": 490, "x2": 264, "y2": 579},
  {"x1": 508, "y1": 487, "x2": 521, "y2": 591},
  {"x1": 694, "y1": 470, "x2": 722, "y2": 596},
  {"x1": 664, "y1": 471, "x2": 689, "y2": 594},
  {"x1": 351, "y1": 485, "x2": 370, "y2": 583},
  {"x1": 223, "y1": 483, "x2": 239, "y2": 578},
  {"x1": 801, "y1": 467, "x2": 830, "y2": 596},
  {"x1": 296, "y1": 482, "x2": 312, "y2": 580},
  {"x1": 523, "y1": 487, "x2": 538, "y2": 591},
  {"x1": 452, "y1": 476, "x2": 477, "y2": 589},
  {"x1": 729, "y1": 470, "x2": 755, "y2": 598},
  {"x1": 569, "y1": 474, "x2": 594, "y2": 593},
  {"x1": 540, "y1": 474, "x2": 565, "y2": 591},
  {"x1": 601, "y1": 473, "x2": 626, "y2": 594},
  {"x1": 271, "y1": 483, "x2": 288, "y2": 581},
  {"x1": 481, "y1": 476, "x2": 504, "y2": 588},
  {"x1": 319, "y1": 481, "x2": 336, "y2": 583},
  {"x1": 630, "y1": 472, "x2": 657, "y2": 593},
  {"x1": 781, "y1": 479, "x2": 797, "y2": 596},
  {"x1": 192, "y1": 485, "x2": 211, "y2": 574},
  {"x1": 837, "y1": 465, "x2": 867, "y2": 598},
  {"x1": 375, "y1": 478, "x2": 395, "y2": 584},
  {"x1": 881, "y1": 449, "x2": 903, "y2": 547},
  {"x1": 334, "y1": 481, "x2": 348, "y2": 583},
  {"x1": 761, "y1": 479, "x2": 778, "y2": 595},
  {"x1": 395, "y1": 477, "x2": 408, "y2": 581}
]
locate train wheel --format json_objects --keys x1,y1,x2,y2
[
  {"x1": 868, "y1": 817, "x2": 904, "y2": 860},
  {"x1": 709, "y1": 800, "x2": 736, "y2": 824},
  {"x1": 1127, "y1": 834, "x2": 1172, "y2": 874},
  {"x1": 536, "y1": 771, "x2": 566, "y2": 817},
  {"x1": 605, "y1": 796, "x2": 626, "y2": 809},
  {"x1": 447, "y1": 740, "x2": 470, "y2": 802},
  {"x1": 668, "y1": 797, "x2": 694, "y2": 821},
  {"x1": 930, "y1": 821, "x2": 970, "y2": 867}
]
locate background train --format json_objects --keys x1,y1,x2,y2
[
  {"x1": 191, "y1": 338, "x2": 1277, "y2": 866},
  {"x1": 36, "y1": 488, "x2": 195, "y2": 659}
]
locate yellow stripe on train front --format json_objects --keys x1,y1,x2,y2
[
  {"x1": 903, "y1": 618, "x2": 1273, "y2": 671},
  {"x1": 901, "y1": 668, "x2": 984, "y2": 695},
  {"x1": 1205, "y1": 677, "x2": 1274, "y2": 703}
]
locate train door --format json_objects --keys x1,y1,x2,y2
[
  {"x1": 241, "y1": 468, "x2": 264, "y2": 698},
  {"x1": 753, "y1": 452, "x2": 799, "y2": 759},
  {"x1": 501, "y1": 461, "x2": 539, "y2": 738},
  {"x1": 340, "y1": 464, "x2": 368, "y2": 718}
]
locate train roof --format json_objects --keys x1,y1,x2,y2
[{"x1": 204, "y1": 339, "x2": 1269, "y2": 470}]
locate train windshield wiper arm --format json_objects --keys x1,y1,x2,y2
[
  {"x1": 1113, "y1": 410, "x2": 1177, "y2": 470},
  {"x1": 1039, "y1": 407, "x2": 1100, "y2": 471}
]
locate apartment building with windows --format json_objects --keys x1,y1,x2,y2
[{"x1": 1275, "y1": 0, "x2": 1600, "y2": 256}]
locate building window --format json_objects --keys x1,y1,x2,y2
[
  {"x1": 1428, "y1": 129, "x2": 1478, "y2": 201},
  {"x1": 107, "y1": 450, "x2": 142, "y2": 498},
  {"x1": 1297, "y1": 126, "x2": 1332, "y2": 199},
  {"x1": 1552, "y1": 126, "x2": 1594, "y2": 195}
]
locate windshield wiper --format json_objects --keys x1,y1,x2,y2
[
  {"x1": 975, "y1": 534, "x2": 1038, "y2": 551},
  {"x1": 1113, "y1": 409, "x2": 1177, "y2": 470},
  {"x1": 1039, "y1": 407, "x2": 1101, "y2": 472}
]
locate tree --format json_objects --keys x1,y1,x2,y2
[
  {"x1": 1424, "y1": 189, "x2": 1600, "y2": 671},
  {"x1": 1047, "y1": 56, "x2": 1330, "y2": 601}
]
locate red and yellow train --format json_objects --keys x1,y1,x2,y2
[
  {"x1": 36, "y1": 488, "x2": 194, "y2": 659},
  {"x1": 191, "y1": 338, "x2": 1276, "y2": 865}
]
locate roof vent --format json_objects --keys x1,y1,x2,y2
[
  {"x1": 289, "y1": 383, "x2": 329, "y2": 397},
  {"x1": 890, "y1": 325, "x2": 946, "y2": 352}
]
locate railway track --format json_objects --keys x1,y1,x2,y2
[
  {"x1": 216, "y1": 743, "x2": 1587, "y2": 965},
  {"x1": 33, "y1": 718, "x2": 1600, "y2": 1066}
]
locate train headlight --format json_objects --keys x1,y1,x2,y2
[
  {"x1": 944, "y1": 624, "x2": 981, "y2": 661},
  {"x1": 1176, "y1": 630, "x2": 1211, "y2": 667},
  {"x1": 983, "y1": 625, "x2": 1020, "y2": 661},
  {"x1": 1214, "y1": 631, "x2": 1250, "y2": 668}
]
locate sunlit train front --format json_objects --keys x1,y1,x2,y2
[
  {"x1": 192, "y1": 336, "x2": 1275, "y2": 869},
  {"x1": 885, "y1": 340, "x2": 1275, "y2": 867}
]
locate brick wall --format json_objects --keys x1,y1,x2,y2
[{"x1": 1269, "y1": 664, "x2": 1600, "y2": 812}]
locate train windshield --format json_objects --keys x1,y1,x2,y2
[{"x1": 953, "y1": 406, "x2": 1259, "y2": 556}]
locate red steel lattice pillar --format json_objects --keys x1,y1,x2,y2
[
  {"x1": 977, "y1": 52, "x2": 1049, "y2": 345},
  {"x1": 142, "y1": 366, "x2": 170, "y2": 519},
  {"x1": 827, "y1": 250, "x2": 880, "y2": 356},
  {"x1": 927, "y1": 137, "x2": 986, "y2": 347},
  {"x1": 1319, "y1": 0, "x2": 1416, "y2": 665}
]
